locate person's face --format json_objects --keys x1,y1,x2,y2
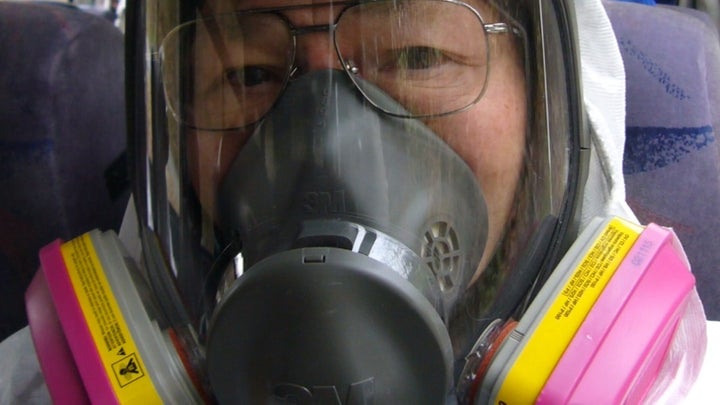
[{"x1": 185, "y1": 0, "x2": 527, "y2": 283}]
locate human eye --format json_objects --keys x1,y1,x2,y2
[
  {"x1": 386, "y1": 46, "x2": 448, "y2": 71},
  {"x1": 224, "y1": 65, "x2": 285, "y2": 89}
]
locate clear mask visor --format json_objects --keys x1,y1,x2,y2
[{"x1": 129, "y1": 0, "x2": 587, "y2": 402}]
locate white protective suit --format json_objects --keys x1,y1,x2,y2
[{"x1": 0, "y1": 0, "x2": 711, "y2": 403}]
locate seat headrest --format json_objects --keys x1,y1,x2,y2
[
  {"x1": 0, "y1": 1, "x2": 129, "y2": 339},
  {"x1": 605, "y1": 1, "x2": 720, "y2": 320}
]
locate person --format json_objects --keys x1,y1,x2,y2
[
  {"x1": 102, "y1": 0, "x2": 119, "y2": 24},
  {"x1": 0, "y1": 0, "x2": 710, "y2": 403},
  {"x1": 142, "y1": 2, "x2": 585, "y2": 401}
]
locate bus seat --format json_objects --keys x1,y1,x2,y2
[
  {"x1": 605, "y1": 1, "x2": 720, "y2": 320},
  {"x1": 0, "y1": 2, "x2": 129, "y2": 340}
]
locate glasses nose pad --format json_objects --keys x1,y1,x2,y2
[
  {"x1": 343, "y1": 59, "x2": 360, "y2": 75},
  {"x1": 288, "y1": 65, "x2": 300, "y2": 81}
]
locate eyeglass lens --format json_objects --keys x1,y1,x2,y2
[{"x1": 160, "y1": 0, "x2": 490, "y2": 130}]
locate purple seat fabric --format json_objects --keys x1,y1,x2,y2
[
  {"x1": 605, "y1": 1, "x2": 720, "y2": 320},
  {"x1": 0, "y1": 2, "x2": 129, "y2": 340}
]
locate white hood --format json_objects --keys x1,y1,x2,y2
[{"x1": 573, "y1": 0, "x2": 638, "y2": 225}]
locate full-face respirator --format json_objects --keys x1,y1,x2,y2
[{"x1": 22, "y1": 0, "x2": 703, "y2": 403}]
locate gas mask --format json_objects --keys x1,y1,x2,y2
[
  {"x1": 205, "y1": 69, "x2": 487, "y2": 402},
  {"x1": 35, "y1": 0, "x2": 704, "y2": 403}
]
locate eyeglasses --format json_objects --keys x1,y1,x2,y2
[{"x1": 159, "y1": 0, "x2": 519, "y2": 131}]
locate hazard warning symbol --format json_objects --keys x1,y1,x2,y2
[{"x1": 112, "y1": 353, "x2": 146, "y2": 387}]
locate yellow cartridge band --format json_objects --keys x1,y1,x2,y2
[
  {"x1": 495, "y1": 218, "x2": 642, "y2": 404},
  {"x1": 62, "y1": 233, "x2": 163, "y2": 404}
]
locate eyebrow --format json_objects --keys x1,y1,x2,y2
[{"x1": 231, "y1": 0, "x2": 359, "y2": 13}]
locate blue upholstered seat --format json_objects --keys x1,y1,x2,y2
[
  {"x1": 605, "y1": 1, "x2": 720, "y2": 320},
  {"x1": 0, "y1": 2, "x2": 129, "y2": 340}
]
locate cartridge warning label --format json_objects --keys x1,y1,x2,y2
[
  {"x1": 62, "y1": 233, "x2": 162, "y2": 404},
  {"x1": 554, "y1": 222, "x2": 635, "y2": 321},
  {"x1": 63, "y1": 237, "x2": 126, "y2": 352},
  {"x1": 112, "y1": 353, "x2": 145, "y2": 387}
]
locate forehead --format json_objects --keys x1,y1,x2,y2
[
  {"x1": 213, "y1": 0, "x2": 492, "y2": 13},
  {"x1": 236, "y1": 0, "x2": 340, "y2": 8}
]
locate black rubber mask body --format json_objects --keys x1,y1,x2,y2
[{"x1": 208, "y1": 70, "x2": 488, "y2": 404}]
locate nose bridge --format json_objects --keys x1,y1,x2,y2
[
  {"x1": 293, "y1": 27, "x2": 344, "y2": 72},
  {"x1": 282, "y1": 4, "x2": 346, "y2": 73}
]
